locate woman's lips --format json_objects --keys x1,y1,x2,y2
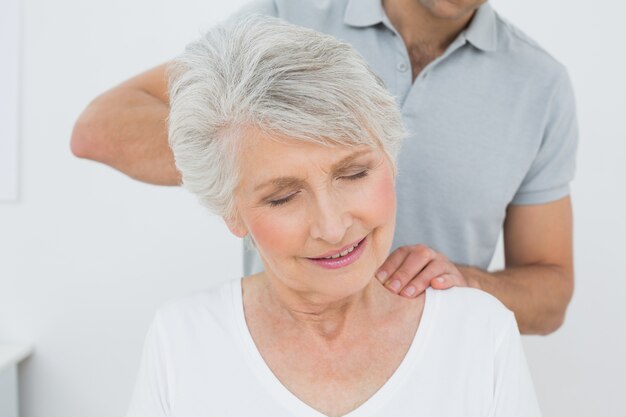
[
  {"x1": 306, "y1": 236, "x2": 367, "y2": 270},
  {"x1": 311, "y1": 237, "x2": 365, "y2": 259}
]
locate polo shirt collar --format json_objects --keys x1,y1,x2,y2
[
  {"x1": 344, "y1": 0, "x2": 498, "y2": 52},
  {"x1": 464, "y1": 2, "x2": 498, "y2": 52},
  {"x1": 344, "y1": 0, "x2": 385, "y2": 28}
]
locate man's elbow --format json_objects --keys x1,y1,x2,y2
[
  {"x1": 519, "y1": 309, "x2": 566, "y2": 335},
  {"x1": 529, "y1": 269, "x2": 574, "y2": 336},
  {"x1": 537, "y1": 311, "x2": 567, "y2": 336},
  {"x1": 71, "y1": 117, "x2": 92, "y2": 159},
  {"x1": 70, "y1": 107, "x2": 108, "y2": 163}
]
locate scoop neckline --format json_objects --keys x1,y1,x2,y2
[{"x1": 230, "y1": 278, "x2": 438, "y2": 417}]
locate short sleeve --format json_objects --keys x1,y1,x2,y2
[
  {"x1": 511, "y1": 67, "x2": 579, "y2": 205},
  {"x1": 126, "y1": 314, "x2": 171, "y2": 417},
  {"x1": 488, "y1": 313, "x2": 542, "y2": 417}
]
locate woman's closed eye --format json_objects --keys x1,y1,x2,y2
[
  {"x1": 340, "y1": 170, "x2": 368, "y2": 181},
  {"x1": 266, "y1": 170, "x2": 369, "y2": 207},
  {"x1": 268, "y1": 191, "x2": 300, "y2": 207}
]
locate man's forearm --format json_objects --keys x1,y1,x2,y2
[
  {"x1": 72, "y1": 89, "x2": 180, "y2": 185},
  {"x1": 71, "y1": 64, "x2": 179, "y2": 185},
  {"x1": 458, "y1": 264, "x2": 574, "y2": 335}
]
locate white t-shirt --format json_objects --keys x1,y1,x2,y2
[{"x1": 127, "y1": 279, "x2": 542, "y2": 417}]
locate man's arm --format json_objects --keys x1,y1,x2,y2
[
  {"x1": 376, "y1": 197, "x2": 574, "y2": 335},
  {"x1": 70, "y1": 63, "x2": 180, "y2": 185},
  {"x1": 459, "y1": 197, "x2": 574, "y2": 335}
]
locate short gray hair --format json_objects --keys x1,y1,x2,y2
[{"x1": 168, "y1": 15, "x2": 405, "y2": 217}]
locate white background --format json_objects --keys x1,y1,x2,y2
[
  {"x1": 0, "y1": 1, "x2": 624, "y2": 416},
  {"x1": 0, "y1": 0, "x2": 20, "y2": 201}
]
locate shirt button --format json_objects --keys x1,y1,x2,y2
[{"x1": 397, "y1": 62, "x2": 408, "y2": 72}]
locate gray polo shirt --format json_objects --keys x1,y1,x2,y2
[{"x1": 236, "y1": 0, "x2": 578, "y2": 274}]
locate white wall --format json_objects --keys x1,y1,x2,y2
[
  {"x1": 0, "y1": 1, "x2": 624, "y2": 416},
  {"x1": 0, "y1": 0, "x2": 20, "y2": 201}
]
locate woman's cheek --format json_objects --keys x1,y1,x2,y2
[
  {"x1": 355, "y1": 170, "x2": 396, "y2": 224},
  {"x1": 247, "y1": 207, "x2": 307, "y2": 259}
]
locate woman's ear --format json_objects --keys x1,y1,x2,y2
[{"x1": 224, "y1": 211, "x2": 248, "y2": 238}]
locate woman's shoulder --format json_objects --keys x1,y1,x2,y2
[
  {"x1": 153, "y1": 278, "x2": 240, "y2": 334},
  {"x1": 428, "y1": 286, "x2": 516, "y2": 334},
  {"x1": 433, "y1": 286, "x2": 510, "y2": 310}
]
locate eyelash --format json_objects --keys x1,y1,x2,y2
[
  {"x1": 267, "y1": 170, "x2": 369, "y2": 207},
  {"x1": 344, "y1": 170, "x2": 368, "y2": 181}
]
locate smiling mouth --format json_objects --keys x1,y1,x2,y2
[{"x1": 309, "y1": 237, "x2": 366, "y2": 260}]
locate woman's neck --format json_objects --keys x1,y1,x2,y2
[{"x1": 246, "y1": 273, "x2": 410, "y2": 342}]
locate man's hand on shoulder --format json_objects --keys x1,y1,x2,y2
[
  {"x1": 379, "y1": 197, "x2": 574, "y2": 335},
  {"x1": 376, "y1": 244, "x2": 468, "y2": 298}
]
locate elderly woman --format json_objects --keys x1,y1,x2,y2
[{"x1": 127, "y1": 16, "x2": 541, "y2": 417}]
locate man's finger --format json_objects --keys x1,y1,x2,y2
[
  {"x1": 399, "y1": 259, "x2": 451, "y2": 298},
  {"x1": 417, "y1": 260, "x2": 467, "y2": 292},
  {"x1": 385, "y1": 246, "x2": 435, "y2": 294},
  {"x1": 375, "y1": 246, "x2": 412, "y2": 284},
  {"x1": 412, "y1": 259, "x2": 450, "y2": 286},
  {"x1": 429, "y1": 274, "x2": 456, "y2": 290}
]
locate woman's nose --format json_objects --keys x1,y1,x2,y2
[{"x1": 309, "y1": 195, "x2": 353, "y2": 244}]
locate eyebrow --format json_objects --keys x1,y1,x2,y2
[{"x1": 253, "y1": 149, "x2": 374, "y2": 192}]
